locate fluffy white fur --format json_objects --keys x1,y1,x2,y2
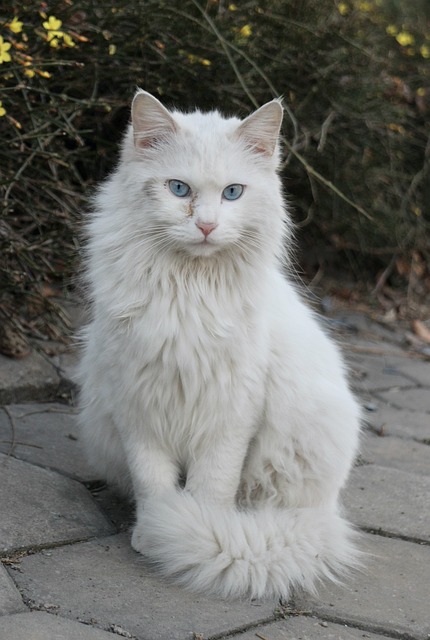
[{"x1": 77, "y1": 90, "x2": 361, "y2": 599}]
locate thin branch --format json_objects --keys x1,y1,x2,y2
[
  {"x1": 189, "y1": 0, "x2": 259, "y2": 108},
  {"x1": 282, "y1": 138, "x2": 373, "y2": 220}
]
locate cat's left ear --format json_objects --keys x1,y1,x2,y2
[
  {"x1": 132, "y1": 90, "x2": 178, "y2": 149},
  {"x1": 235, "y1": 99, "x2": 283, "y2": 157}
]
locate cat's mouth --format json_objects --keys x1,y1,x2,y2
[{"x1": 187, "y1": 236, "x2": 222, "y2": 256}]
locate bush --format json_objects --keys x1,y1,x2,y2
[{"x1": 1, "y1": 0, "x2": 429, "y2": 354}]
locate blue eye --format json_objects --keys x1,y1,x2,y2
[
  {"x1": 222, "y1": 184, "x2": 244, "y2": 201},
  {"x1": 168, "y1": 179, "x2": 191, "y2": 198}
]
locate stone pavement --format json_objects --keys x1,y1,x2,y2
[{"x1": 0, "y1": 312, "x2": 429, "y2": 640}]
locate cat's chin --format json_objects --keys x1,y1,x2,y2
[{"x1": 183, "y1": 239, "x2": 224, "y2": 258}]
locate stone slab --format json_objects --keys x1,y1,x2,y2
[
  {"x1": 343, "y1": 338, "x2": 405, "y2": 357},
  {"x1": 343, "y1": 464, "x2": 430, "y2": 541},
  {"x1": 331, "y1": 312, "x2": 404, "y2": 347},
  {"x1": 348, "y1": 353, "x2": 418, "y2": 393},
  {"x1": 360, "y1": 432, "x2": 430, "y2": 476},
  {"x1": 0, "y1": 403, "x2": 96, "y2": 482},
  {"x1": 0, "y1": 352, "x2": 64, "y2": 404},
  {"x1": 0, "y1": 612, "x2": 120, "y2": 640},
  {"x1": 396, "y1": 358, "x2": 430, "y2": 387},
  {"x1": 50, "y1": 350, "x2": 78, "y2": 390},
  {"x1": 376, "y1": 387, "x2": 430, "y2": 414},
  {"x1": 231, "y1": 616, "x2": 399, "y2": 639},
  {"x1": 0, "y1": 454, "x2": 114, "y2": 554},
  {"x1": 364, "y1": 404, "x2": 430, "y2": 441},
  {"x1": 11, "y1": 533, "x2": 277, "y2": 640},
  {"x1": 0, "y1": 564, "x2": 26, "y2": 616},
  {"x1": 296, "y1": 535, "x2": 430, "y2": 640}
]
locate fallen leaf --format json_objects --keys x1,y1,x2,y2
[{"x1": 411, "y1": 319, "x2": 430, "y2": 343}]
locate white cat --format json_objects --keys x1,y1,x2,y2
[{"x1": 77, "y1": 89, "x2": 361, "y2": 599}]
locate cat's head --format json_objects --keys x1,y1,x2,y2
[{"x1": 120, "y1": 90, "x2": 287, "y2": 261}]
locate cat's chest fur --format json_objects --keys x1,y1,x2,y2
[{"x1": 109, "y1": 264, "x2": 269, "y2": 448}]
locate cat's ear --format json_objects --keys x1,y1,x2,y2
[
  {"x1": 235, "y1": 100, "x2": 283, "y2": 157},
  {"x1": 131, "y1": 90, "x2": 178, "y2": 149}
]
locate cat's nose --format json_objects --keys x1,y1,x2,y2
[{"x1": 196, "y1": 221, "x2": 218, "y2": 237}]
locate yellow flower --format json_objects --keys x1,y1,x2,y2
[
  {"x1": 239, "y1": 24, "x2": 252, "y2": 37},
  {"x1": 46, "y1": 30, "x2": 64, "y2": 43},
  {"x1": 387, "y1": 123, "x2": 405, "y2": 134},
  {"x1": 420, "y1": 44, "x2": 430, "y2": 59},
  {"x1": 396, "y1": 31, "x2": 415, "y2": 47},
  {"x1": 24, "y1": 68, "x2": 35, "y2": 78},
  {"x1": 7, "y1": 17, "x2": 23, "y2": 34},
  {"x1": 0, "y1": 36, "x2": 12, "y2": 63},
  {"x1": 43, "y1": 16, "x2": 62, "y2": 31},
  {"x1": 0, "y1": 101, "x2": 6, "y2": 116},
  {"x1": 49, "y1": 36, "x2": 61, "y2": 48},
  {"x1": 108, "y1": 44, "x2": 117, "y2": 55},
  {"x1": 357, "y1": 1, "x2": 372, "y2": 11},
  {"x1": 62, "y1": 33, "x2": 75, "y2": 47},
  {"x1": 338, "y1": 3, "x2": 349, "y2": 15},
  {"x1": 200, "y1": 58, "x2": 211, "y2": 66},
  {"x1": 228, "y1": 3, "x2": 237, "y2": 9},
  {"x1": 386, "y1": 25, "x2": 397, "y2": 36}
]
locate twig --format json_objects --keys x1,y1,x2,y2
[
  {"x1": 282, "y1": 138, "x2": 373, "y2": 220},
  {"x1": 189, "y1": 0, "x2": 258, "y2": 107},
  {"x1": 372, "y1": 253, "x2": 398, "y2": 294},
  {"x1": 317, "y1": 110, "x2": 336, "y2": 153}
]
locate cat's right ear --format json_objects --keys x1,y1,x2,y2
[{"x1": 132, "y1": 90, "x2": 178, "y2": 149}]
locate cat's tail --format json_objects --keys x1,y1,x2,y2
[{"x1": 132, "y1": 491, "x2": 360, "y2": 599}]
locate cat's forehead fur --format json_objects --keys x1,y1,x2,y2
[
  {"x1": 154, "y1": 110, "x2": 252, "y2": 184},
  {"x1": 171, "y1": 107, "x2": 241, "y2": 136}
]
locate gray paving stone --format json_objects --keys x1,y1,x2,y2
[
  {"x1": 0, "y1": 454, "x2": 114, "y2": 554},
  {"x1": 0, "y1": 564, "x2": 26, "y2": 616},
  {"x1": 0, "y1": 403, "x2": 96, "y2": 482},
  {"x1": 376, "y1": 386, "x2": 430, "y2": 413},
  {"x1": 295, "y1": 534, "x2": 430, "y2": 640},
  {"x1": 49, "y1": 350, "x2": 78, "y2": 391},
  {"x1": 360, "y1": 432, "x2": 430, "y2": 476},
  {"x1": 0, "y1": 612, "x2": 119, "y2": 640},
  {"x1": 343, "y1": 464, "x2": 430, "y2": 541},
  {"x1": 348, "y1": 353, "x2": 418, "y2": 393},
  {"x1": 0, "y1": 352, "x2": 64, "y2": 404},
  {"x1": 392, "y1": 357, "x2": 430, "y2": 387},
  {"x1": 364, "y1": 404, "x2": 430, "y2": 441},
  {"x1": 11, "y1": 533, "x2": 277, "y2": 640},
  {"x1": 343, "y1": 338, "x2": 405, "y2": 357},
  {"x1": 231, "y1": 616, "x2": 399, "y2": 639}
]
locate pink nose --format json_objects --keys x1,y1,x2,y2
[{"x1": 196, "y1": 221, "x2": 218, "y2": 237}]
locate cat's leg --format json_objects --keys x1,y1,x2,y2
[
  {"x1": 79, "y1": 397, "x2": 133, "y2": 495},
  {"x1": 81, "y1": 391, "x2": 179, "y2": 510},
  {"x1": 122, "y1": 436, "x2": 179, "y2": 501},
  {"x1": 185, "y1": 421, "x2": 254, "y2": 507},
  {"x1": 123, "y1": 436, "x2": 182, "y2": 552}
]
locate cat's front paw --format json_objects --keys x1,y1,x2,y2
[{"x1": 131, "y1": 522, "x2": 145, "y2": 554}]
